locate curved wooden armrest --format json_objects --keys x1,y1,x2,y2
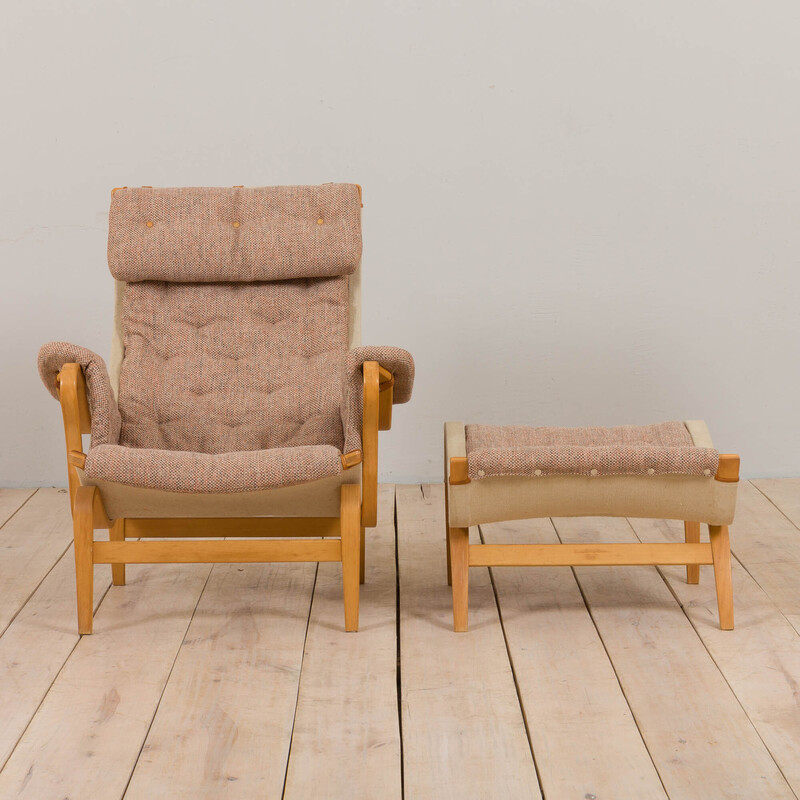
[
  {"x1": 56, "y1": 363, "x2": 91, "y2": 513},
  {"x1": 378, "y1": 365, "x2": 394, "y2": 431}
]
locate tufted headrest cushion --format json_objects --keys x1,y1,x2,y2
[{"x1": 108, "y1": 184, "x2": 362, "y2": 282}]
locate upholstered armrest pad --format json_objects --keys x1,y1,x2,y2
[
  {"x1": 37, "y1": 342, "x2": 121, "y2": 447},
  {"x1": 341, "y1": 346, "x2": 415, "y2": 452}
]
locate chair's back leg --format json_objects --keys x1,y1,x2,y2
[
  {"x1": 73, "y1": 485, "x2": 97, "y2": 634},
  {"x1": 709, "y1": 524, "x2": 734, "y2": 630},
  {"x1": 341, "y1": 484, "x2": 361, "y2": 631},
  {"x1": 110, "y1": 518, "x2": 126, "y2": 586},
  {"x1": 684, "y1": 521, "x2": 701, "y2": 584},
  {"x1": 359, "y1": 526, "x2": 366, "y2": 585}
]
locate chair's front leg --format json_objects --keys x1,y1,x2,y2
[
  {"x1": 73, "y1": 485, "x2": 97, "y2": 634},
  {"x1": 341, "y1": 484, "x2": 361, "y2": 632}
]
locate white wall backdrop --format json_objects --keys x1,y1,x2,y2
[{"x1": 2, "y1": 1, "x2": 800, "y2": 486}]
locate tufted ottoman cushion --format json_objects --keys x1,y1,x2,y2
[{"x1": 465, "y1": 421, "x2": 719, "y2": 481}]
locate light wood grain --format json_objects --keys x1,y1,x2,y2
[
  {"x1": 124, "y1": 516, "x2": 340, "y2": 538},
  {"x1": 0, "y1": 489, "x2": 75, "y2": 635},
  {"x1": 283, "y1": 486, "x2": 401, "y2": 800},
  {"x1": 0, "y1": 547, "x2": 110, "y2": 770},
  {"x1": 0, "y1": 562, "x2": 212, "y2": 799},
  {"x1": 481, "y1": 518, "x2": 667, "y2": 800},
  {"x1": 709, "y1": 525, "x2": 734, "y2": 629},
  {"x1": 124, "y1": 561, "x2": 317, "y2": 798},
  {"x1": 396, "y1": 484, "x2": 541, "y2": 799},
  {"x1": 684, "y1": 521, "x2": 700, "y2": 584},
  {"x1": 552, "y1": 514, "x2": 794, "y2": 799},
  {"x1": 341, "y1": 483, "x2": 361, "y2": 631},
  {"x1": 93, "y1": 538, "x2": 342, "y2": 563},
  {"x1": 361, "y1": 361, "x2": 380, "y2": 528},
  {"x1": 468, "y1": 541, "x2": 713, "y2": 567},
  {"x1": 629, "y1": 513, "x2": 800, "y2": 795}
]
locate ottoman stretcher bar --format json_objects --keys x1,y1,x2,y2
[{"x1": 444, "y1": 421, "x2": 739, "y2": 632}]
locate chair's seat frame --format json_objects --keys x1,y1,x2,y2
[{"x1": 58, "y1": 359, "x2": 394, "y2": 634}]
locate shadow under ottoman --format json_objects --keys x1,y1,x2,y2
[{"x1": 444, "y1": 420, "x2": 739, "y2": 632}]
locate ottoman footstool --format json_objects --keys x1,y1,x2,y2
[{"x1": 444, "y1": 420, "x2": 739, "y2": 632}]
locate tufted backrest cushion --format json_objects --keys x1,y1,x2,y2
[
  {"x1": 108, "y1": 184, "x2": 362, "y2": 283},
  {"x1": 117, "y1": 278, "x2": 348, "y2": 454},
  {"x1": 110, "y1": 184, "x2": 360, "y2": 455}
]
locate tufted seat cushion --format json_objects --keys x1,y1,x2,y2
[
  {"x1": 465, "y1": 421, "x2": 719, "y2": 480},
  {"x1": 84, "y1": 443, "x2": 343, "y2": 493}
]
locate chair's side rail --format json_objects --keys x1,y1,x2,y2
[{"x1": 57, "y1": 363, "x2": 91, "y2": 513}]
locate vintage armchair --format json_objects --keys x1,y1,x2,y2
[{"x1": 38, "y1": 184, "x2": 414, "y2": 634}]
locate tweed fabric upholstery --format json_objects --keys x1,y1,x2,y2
[
  {"x1": 38, "y1": 342, "x2": 121, "y2": 447},
  {"x1": 108, "y1": 185, "x2": 362, "y2": 282},
  {"x1": 465, "y1": 421, "x2": 719, "y2": 480},
  {"x1": 117, "y1": 278, "x2": 348, "y2": 454},
  {"x1": 341, "y1": 346, "x2": 415, "y2": 452},
  {"x1": 84, "y1": 443, "x2": 343, "y2": 493}
]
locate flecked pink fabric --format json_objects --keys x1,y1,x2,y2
[
  {"x1": 85, "y1": 443, "x2": 342, "y2": 493},
  {"x1": 341, "y1": 346, "x2": 415, "y2": 453},
  {"x1": 465, "y1": 421, "x2": 719, "y2": 480},
  {"x1": 117, "y1": 278, "x2": 348, "y2": 454},
  {"x1": 38, "y1": 185, "x2": 415, "y2": 495},
  {"x1": 37, "y1": 342, "x2": 121, "y2": 447},
  {"x1": 108, "y1": 185, "x2": 362, "y2": 282}
]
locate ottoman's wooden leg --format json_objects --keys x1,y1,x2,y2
[
  {"x1": 449, "y1": 526, "x2": 469, "y2": 632},
  {"x1": 709, "y1": 525, "x2": 734, "y2": 630},
  {"x1": 684, "y1": 521, "x2": 700, "y2": 584}
]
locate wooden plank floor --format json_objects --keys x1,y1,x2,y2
[{"x1": 1, "y1": 481, "x2": 800, "y2": 798}]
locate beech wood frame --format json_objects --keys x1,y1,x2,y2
[
  {"x1": 446, "y1": 454, "x2": 739, "y2": 633},
  {"x1": 57, "y1": 359, "x2": 394, "y2": 635}
]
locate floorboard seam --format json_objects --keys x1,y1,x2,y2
[
  {"x1": 279, "y1": 561, "x2": 320, "y2": 800},
  {"x1": 0, "y1": 570, "x2": 114, "y2": 773},
  {"x1": 120, "y1": 562, "x2": 216, "y2": 799},
  {"x1": 0, "y1": 488, "x2": 38, "y2": 530},
  {"x1": 479, "y1": 523, "x2": 546, "y2": 800},
  {"x1": 394, "y1": 488, "x2": 405, "y2": 800},
  {"x1": 749, "y1": 480, "x2": 800, "y2": 533},
  {"x1": 0, "y1": 540, "x2": 73, "y2": 641},
  {"x1": 551, "y1": 519, "x2": 670, "y2": 799},
  {"x1": 626, "y1": 520, "x2": 800, "y2": 798}
]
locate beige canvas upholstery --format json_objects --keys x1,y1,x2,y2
[
  {"x1": 446, "y1": 421, "x2": 738, "y2": 527},
  {"x1": 37, "y1": 184, "x2": 414, "y2": 514}
]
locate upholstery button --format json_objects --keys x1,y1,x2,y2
[
  {"x1": 590, "y1": 468, "x2": 598, "y2": 476},
  {"x1": 534, "y1": 469, "x2": 542, "y2": 477},
  {"x1": 647, "y1": 468, "x2": 655, "y2": 475},
  {"x1": 233, "y1": 221, "x2": 241, "y2": 228},
  {"x1": 146, "y1": 221, "x2": 154, "y2": 228},
  {"x1": 477, "y1": 469, "x2": 486, "y2": 477},
  {"x1": 317, "y1": 218, "x2": 324, "y2": 225}
]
